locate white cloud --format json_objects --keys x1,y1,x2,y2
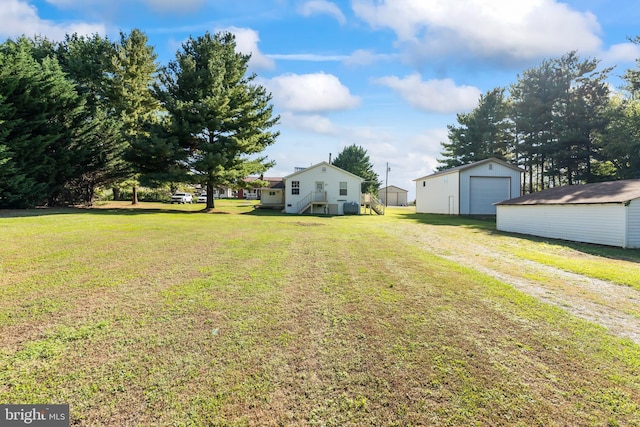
[
  {"x1": 344, "y1": 49, "x2": 397, "y2": 66},
  {"x1": 221, "y1": 27, "x2": 275, "y2": 71},
  {"x1": 2, "y1": 0, "x2": 105, "y2": 40},
  {"x1": 279, "y1": 112, "x2": 340, "y2": 135},
  {"x1": 602, "y1": 42, "x2": 640, "y2": 65},
  {"x1": 374, "y1": 74, "x2": 481, "y2": 113},
  {"x1": 352, "y1": 0, "x2": 603, "y2": 63},
  {"x1": 264, "y1": 72, "x2": 361, "y2": 113},
  {"x1": 298, "y1": 0, "x2": 346, "y2": 24}
]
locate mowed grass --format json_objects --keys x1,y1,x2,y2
[
  {"x1": 0, "y1": 201, "x2": 639, "y2": 426},
  {"x1": 396, "y1": 210, "x2": 640, "y2": 289}
]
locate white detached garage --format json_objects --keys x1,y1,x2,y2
[
  {"x1": 414, "y1": 158, "x2": 523, "y2": 215},
  {"x1": 495, "y1": 179, "x2": 640, "y2": 248}
]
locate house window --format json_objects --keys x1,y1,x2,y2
[
  {"x1": 291, "y1": 181, "x2": 300, "y2": 195},
  {"x1": 339, "y1": 181, "x2": 347, "y2": 196},
  {"x1": 423, "y1": 181, "x2": 426, "y2": 187},
  {"x1": 269, "y1": 191, "x2": 276, "y2": 196}
]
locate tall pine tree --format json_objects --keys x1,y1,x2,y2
[
  {"x1": 110, "y1": 29, "x2": 162, "y2": 204},
  {"x1": 0, "y1": 38, "x2": 89, "y2": 206},
  {"x1": 439, "y1": 88, "x2": 512, "y2": 170},
  {"x1": 156, "y1": 31, "x2": 279, "y2": 209}
]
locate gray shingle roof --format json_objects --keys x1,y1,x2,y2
[{"x1": 496, "y1": 179, "x2": 640, "y2": 205}]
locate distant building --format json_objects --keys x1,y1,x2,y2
[{"x1": 379, "y1": 185, "x2": 408, "y2": 206}]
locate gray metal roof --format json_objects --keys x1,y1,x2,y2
[
  {"x1": 414, "y1": 157, "x2": 524, "y2": 181},
  {"x1": 496, "y1": 179, "x2": 640, "y2": 205}
]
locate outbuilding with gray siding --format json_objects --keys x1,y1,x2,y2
[
  {"x1": 495, "y1": 179, "x2": 640, "y2": 248},
  {"x1": 414, "y1": 158, "x2": 523, "y2": 215}
]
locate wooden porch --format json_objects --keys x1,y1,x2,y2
[
  {"x1": 361, "y1": 194, "x2": 384, "y2": 215},
  {"x1": 297, "y1": 191, "x2": 329, "y2": 214}
]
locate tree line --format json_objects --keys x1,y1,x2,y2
[
  {"x1": 439, "y1": 41, "x2": 640, "y2": 193},
  {"x1": 0, "y1": 30, "x2": 278, "y2": 209}
]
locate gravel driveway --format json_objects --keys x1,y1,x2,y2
[{"x1": 384, "y1": 219, "x2": 640, "y2": 345}]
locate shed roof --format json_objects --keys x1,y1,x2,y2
[
  {"x1": 379, "y1": 185, "x2": 408, "y2": 193},
  {"x1": 283, "y1": 161, "x2": 365, "y2": 182},
  {"x1": 496, "y1": 179, "x2": 640, "y2": 205},
  {"x1": 414, "y1": 157, "x2": 523, "y2": 181},
  {"x1": 244, "y1": 176, "x2": 285, "y2": 189}
]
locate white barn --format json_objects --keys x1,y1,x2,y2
[
  {"x1": 414, "y1": 158, "x2": 523, "y2": 215},
  {"x1": 496, "y1": 179, "x2": 640, "y2": 249},
  {"x1": 283, "y1": 162, "x2": 364, "y2": 215}
]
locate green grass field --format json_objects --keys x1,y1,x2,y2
[{"x1": 1, "y1": 200, "x2": 639, "y2": 426}]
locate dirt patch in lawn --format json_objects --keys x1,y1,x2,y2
[{"x1": 384, "y1": 220, "x2": 640, "y2": 345}]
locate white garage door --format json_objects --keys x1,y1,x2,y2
[{"x1": 470, "y1": 177, "x2": 510, "y2": 215}]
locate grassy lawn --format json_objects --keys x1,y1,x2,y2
[
  {"x1": 1, "y1": 201, "x2": 639, "y2": 426},
  {"x1": 393, "y1": 210, "x2": 640, "y2": 290}
]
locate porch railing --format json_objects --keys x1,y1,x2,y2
[{"x1": 297, "y1": 191, "x2": 328, "y2": 213}]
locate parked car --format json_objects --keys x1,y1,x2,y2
[
  {"x1": 171, "y1": 192, "x2": 193, "y2": 204},
  {"x1": 197, "y1": 193, "x2": 207, "y2": 203}
]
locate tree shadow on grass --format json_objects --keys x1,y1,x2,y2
[
  {"x1": 0, "y1": 205, "x2": 218, "y2": 218},
  {"x1": 396, "y1": 211, "x2": 497, "y2": 231}
]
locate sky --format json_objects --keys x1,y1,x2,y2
[{"x1": 3, "y1": 0, "x2": 640, "y2": 201}]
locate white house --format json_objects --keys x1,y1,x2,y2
[
  {"x1": 414, "y1": 158, "x2": 523, "y2": 215},
  {"x1": 496, "y1": 179, "x2": 640, "y2": 248},
  {"x1": 379, "y1": 185, "x2": 409, "y2": 206},
  {"x1": 283, "y1": 162, "x2": 364, "y2": 215}
]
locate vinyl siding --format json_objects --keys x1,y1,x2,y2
[
  {"x1": 415, "y1": 172, "x2": 459, "y2": 214},
  {"x1": 627, "y1": 199, "x2": 640, "y2": 248},
  {"x1": 284, "y1": 164, "x2": 362, "y2": 215},
  {"x1": 260, "y1": 190, "x2": 283, "y2": 205},
  {"x1": 496, "y1": 204, "x2": 627, "y2": 247}
]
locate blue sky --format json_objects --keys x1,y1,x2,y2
[{"x1": 3, "y1": 0, "x2": 640, "y2": 200}]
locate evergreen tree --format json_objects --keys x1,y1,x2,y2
[
  {"x1": 110, "y1": 29, "x2": 162, "y2": 204},
  {"x1": 623, "y1": 36, "x2": 640, "y2": 99},
  {"x1": 331, "y1": 144, "x2": 381, "y2": 195},
  {"x1": 0, "y1": 82, "x2": 30, "y2": 207},
  {"x1": 549, "y1": 52, "x2": 611, "y2": 185},
  {"x1": 597, "y1": 36, "x2": 640, "y2": 180},
  {"x1": 510, "y1": 52, "x2": 611, "y2": 191},
  {"x1": 0, "y1": 38, "x2": 84, "y2": 206},
  {"x1": 156, "y1": 31, "x2": 279, "y2": 209},
  {"x1": 0, "y1": 36, "x2": 126, "y2": 207},
  {"x1": 50, "y1": 33, "x2": 130, "y2": 204},
  {"x1": 439, "y1": 88, "x2": 512, "y2": 170},
  {"x1": 600, "y1": 97, "x2": 640, "y2": 180},
  {"x1": 54, "y1": 33, "x2": 116, "y2": 113}
]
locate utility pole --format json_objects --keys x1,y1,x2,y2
[{"x1": 385, "y1": 162, "x2": 390, "y2": 207}]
